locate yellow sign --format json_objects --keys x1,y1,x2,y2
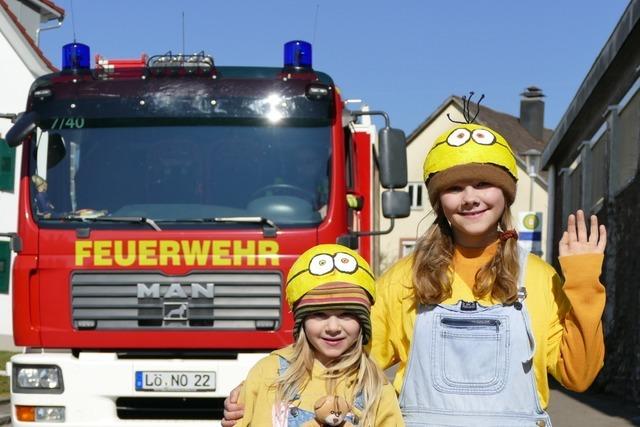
[
  {"x1": 75, "y1": 240, "x2": 280, "y2": 267},
  {"x1": 522, "y1": 213, "x2": 540, "y2": 230}
]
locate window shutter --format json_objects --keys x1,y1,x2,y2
[
  {"x1": 0, "y1": 141, "x2": 16, "y2": 192},
  {"x1": 0, "y1": 241, "x2": 10, "y2": 294}
]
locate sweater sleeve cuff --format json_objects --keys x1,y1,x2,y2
[{"x1": 558, "y1": 253, "x2": 604, "y2": 285}]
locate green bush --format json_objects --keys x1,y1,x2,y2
[{"x1": 0, "y1": 351, "x2": 15, "y2": 398}]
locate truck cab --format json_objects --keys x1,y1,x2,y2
[{"x1": 4, "y1": 41, "x2": 409, "y2": 425}]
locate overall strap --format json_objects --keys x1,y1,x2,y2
[
  {"x1": 516, "y1": 247, "x2": 536, "y2": 362},
  {"x1": 517, "y1": 245, "x2": 530, "y2": 299},
  {"x1": 277, "y1": 356, "x2": 301, "y2": 401},
  {"x1": 353, "y1": 390, "x2": 365, "y2": 411},
  {"x1": 278, "y1": 355, "x2": 289, "y2": 376}
]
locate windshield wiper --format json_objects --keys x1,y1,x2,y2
[
  {"x1": 212, "y1": 216, "x2": 277, "y2": 227},
  {"x1": 212, "y1": 216, "x2": 278, "y2": 237},
  {"x1": 51, "y1": 215, "x2": 162, "y2": 231},
  {"x1": 163, "y1": 216, "x2": 278, "y2": 237}
]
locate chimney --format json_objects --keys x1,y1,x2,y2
[{"x1": 520, "y1": 86, "x2": 545, "y2": 140}]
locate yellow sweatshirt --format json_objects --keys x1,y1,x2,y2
[
  {"x1": 237, "y1": 345, "x2": 403, "y2": 426},
  {"x1": 370, "y1": 243, "x2": 605, "y2": 409}
]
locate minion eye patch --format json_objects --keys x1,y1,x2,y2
[
  {"x1": 471, "y1": 129, "x2": 495, "y2": 145},
  {"x1": 440, "y1": 127, "x2": 500, "y2": 148},
  {"x1": 287, "y1": 252, "x2": 373, "y2": 285},
  {"x1": 308, "y1": 252, "x2": 358, "y2": 275},
  {"x1": 285, "y1": 244, "x2": 376, "y2": 307}
]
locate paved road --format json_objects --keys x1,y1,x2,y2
[
  {"x1": 0, "y1": 387, "x2": 638, "y2": 426},
  {"x1": 0, "y1": 398, "x2": 9, "y2": 426},
  {"x1": 548, "y1": 382, "x2": 640, "y2": 427}
]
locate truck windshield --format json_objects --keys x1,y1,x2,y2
[{"x1": 29, "y1": 123, "x2": 331, "y2": 227}]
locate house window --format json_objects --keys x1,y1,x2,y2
[
  {"x1": 588, "y1": 127, "x2": 608, "y2": 212},
  {"x1": 562, "y1": 155, "x2": 583, "y2": 226},
  {"x1": 612, "y1": 77, "x2": 640, "y2": 195},
  {"x1": 407, "y1": 182, "x2": 425, "y2": 210},
  {"x1": 0, "y1": 241, "x2": 9, "y2": 294},
  {"x1": 0, "y1": 141, "x2": 16, "y2": 192},
  {"x1": 569, "y1": 160, "x2": 582, "y2": 213},
  {"x1": 580, "y1": 122, "x2": 608, "y2": 214},
  {"x1": 399, "y1": 239, "x2": 416, "y2": 258}
]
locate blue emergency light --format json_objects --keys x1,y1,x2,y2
[
  {"x1": 284, "y1": 40, "x2": 312, "y2": 70},
  {"x1": 62, "y1": 42, "x2": 90, "y2": 70}
]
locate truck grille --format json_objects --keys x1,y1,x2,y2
[
  {"x1": 71, "y1": 272, "x2": 282, "y2": 330},
  {"x1": 116, "y1": 397, "x2": 223, "y2": 420}
]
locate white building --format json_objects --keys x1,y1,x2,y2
[{"x1": 0, "y1": 0, "x2": 63, "y2": 350}]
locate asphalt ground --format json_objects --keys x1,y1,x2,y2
[
  {"x1": 547, "y1": 379, "x2": 640, "y2": 427},
  {"x1": 0, "y1": 398, "x2": 8, "y2": 426}
]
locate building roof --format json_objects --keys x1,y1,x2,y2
[
  {"x1": 36, "y1": 0, "x2": 65, "y2": 18},
  {"x1": 541, "y1": 0, "x2": 640, "y2": 168},
  {"x1": 407, "y1": 95, "x2": 551, "y2": 185},
  {"x1": 408, "y1": 95, "x2": 551, "y2": 150},
  {"x1": 0, "y1": 0, "x2": 64, "y2": 73}
]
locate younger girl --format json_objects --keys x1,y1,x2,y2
[
  {"x1": 371, "y1": 123, "x2": 606, "y2": 426},
  {"x1": 235, "y1": 244, "x2": 403, "y2": 427}
]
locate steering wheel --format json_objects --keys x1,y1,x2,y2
[{"x1": 250, "y1": 184, "x2": 316, "y2": 205}]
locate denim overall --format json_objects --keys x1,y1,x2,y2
[
  {"x1": 399, "y1": 249, "x2": 552, "y2": 427},
  {"x1": 277, "y1": 356, "x2": 365, "y2": 426}
]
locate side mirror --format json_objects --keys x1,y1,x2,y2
[
  {"x1": 381, "y1": 190, "x2": 410, "y2": 218},
  {"x1": 378, "y1": 127, "x2": 407, "y2": 189},
  {"x1": 5, "y1": 111, "x2": 39, "y2": 147}
]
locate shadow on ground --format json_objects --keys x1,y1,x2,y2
[{"x1": 550, "y1": 378, "x2": 640, "y2": 425}]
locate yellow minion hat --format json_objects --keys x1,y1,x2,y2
[
  {"x1": 286, "y1": 244, "x2": 376, "y2": 343},
  {"x1": 286, "y1": 244, "x2": 375, "y2": 306},
  {"x1": 423, "y1": 124, "x2": 518, "y2": 205}
]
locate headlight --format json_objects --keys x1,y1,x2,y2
[
  {"x1": 36, "y1": 406, "x2": 66, "y2": 422},
  {"x1": 13, "y1": 365, "x2": 64, "y2": 393},
  {"x1": 16, "y1": 405, "x2": 66, "y2": 423}
]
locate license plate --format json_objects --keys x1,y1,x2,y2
[{"x1": 135, "y1": 371, "x2": 216, "y2": 392}]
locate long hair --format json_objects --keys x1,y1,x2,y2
[
  {"x1": 273, "y1": 328, "x2": 386, "y2": 427},
  {"x1": 412, "y1": 202, "x2": 520, "y2": 304}
]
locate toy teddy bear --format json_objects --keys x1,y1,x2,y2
[{"x1": 303, "y1": 395, "x2": 355, "y2": 427}]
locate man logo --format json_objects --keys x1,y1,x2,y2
[
  {"x1": 164, "y1": 302, "x2": 189, "y2": 321},
  {"x1": 137, "y1": 283, "x2": 214, "y2": 299}
]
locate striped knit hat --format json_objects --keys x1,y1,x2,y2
[
  {"x1": 286, "y1": 244, "x2": 376, "y2": 344},
  {"x1": 293, "y1": 282, "x2": 373, "y2": 344}
]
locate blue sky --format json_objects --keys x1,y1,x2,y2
[{"x1": 39, "y1": 0, "x2": 630, "y2": 135}]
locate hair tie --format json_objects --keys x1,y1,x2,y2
[{"x1": 499, "y1": 229, "x2": 518, "y2": 242}]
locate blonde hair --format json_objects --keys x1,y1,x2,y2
[
  {"x1": 412, "y1": 202, "x2": 520, "y2": 305},
  {"x1": 273, "y1": 329, "x2": 386, "y2": 427}
]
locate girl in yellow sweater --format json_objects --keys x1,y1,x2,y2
[
  {"x1": 235, "y1": 244, "x2": 403, "y2": 427},
  {"x1": 369, "y1": 120, "x2": 606, "y2": 426}
]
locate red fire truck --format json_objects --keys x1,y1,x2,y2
[{"x1": 3, "y1": 40, "x2": 409, "y2": 425}]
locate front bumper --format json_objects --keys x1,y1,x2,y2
[{"x1": 8, "y1": 351, "x2": 267, "y2": 426}]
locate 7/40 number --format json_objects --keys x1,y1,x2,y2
[{"x1": 51, "y1": 117, "x2": 85, "y2": 130}]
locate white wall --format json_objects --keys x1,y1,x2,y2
[
  {"x1": 0, "y1": 33, "x2": 36, "y2": 350},
  {"x1": 379, "y1": 104, "x2": 549, "y2": 272}
]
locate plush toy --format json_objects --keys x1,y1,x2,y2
[
  {"x1": 303, "y1": 395, "x2": 355, "y2": 427},
  {"x1": 31, "y1": 174, "x2": 54, "y2": 217}
]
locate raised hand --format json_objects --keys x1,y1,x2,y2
[{"x1": 559, "y1": 210, "x2": 607, "y2": 257}]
